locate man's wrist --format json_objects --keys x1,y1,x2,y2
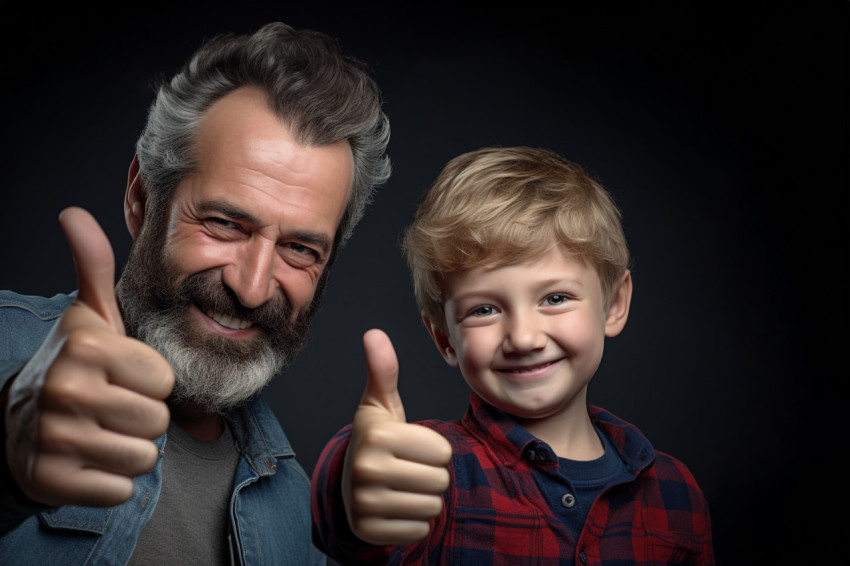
[{"x1": 0, "y1": 374, "x2": 52, "y2": 518}]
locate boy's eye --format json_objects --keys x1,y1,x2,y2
[
  {"x1": 468, "y1": 305, "x2": 497, "y2": 317},
  {"x1": 543, "y1": 294, "x2": 569, "y2": 306}
]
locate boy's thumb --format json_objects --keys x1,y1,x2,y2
[{"x1": 360, "y1": 328, "x2": 405, "y2": 422}]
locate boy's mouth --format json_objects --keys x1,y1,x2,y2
[{"x1": 496, "y1": 358, "x2": 561, "y2": 376}]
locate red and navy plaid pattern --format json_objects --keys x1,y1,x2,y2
[{"x1": 312, "y1": 395, "x2": 714, "y2": 565}]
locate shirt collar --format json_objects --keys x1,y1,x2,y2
[{"x1": 461, "y1": 394, "x2": 656, "y2": 474}]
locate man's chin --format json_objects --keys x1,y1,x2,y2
[
  {"x1": 168, "y1": 367, "x2": 277, "y2": 415},
  {"x1": 140, "y1": 325, "x2": 284, "y2": 415},
  {"x1": 167, "y1": 387, "x2": 256, "y2": 416}
]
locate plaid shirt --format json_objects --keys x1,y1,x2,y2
[{"x1": 312, "y1": 395, "x2": 714, "y2": 565}]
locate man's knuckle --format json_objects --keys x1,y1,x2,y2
[
  {"x1": 144, "y1": 402, "x2": 171, "y2": 437},
  {"x1": 119, "y1": 440, "x2": 159, "y2": 474},
  {"x1": 38, "y1": 418, "x2": 76, "y2": 453},
  {"x1": 63, "y1": 328, "x2": 107, "y2": 361}
]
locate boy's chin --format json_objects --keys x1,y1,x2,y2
[{"x1": 479, "y1": 392, "x2": 586, "y2": 423}]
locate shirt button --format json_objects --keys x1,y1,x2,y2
[
  {"x1": 561, "y1": 493, "x2": 576, "y2": 508},
  {"x1": 579, "y1": 548, "x2": 588, "y2": 564},
  {"x1": 527, "y1": 450, "x2": 537, "y2": 461}
]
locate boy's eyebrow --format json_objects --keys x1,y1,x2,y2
[
  {"x1": 451, "y1": 278, "x2": 586, "y2": 302},
  {"x1": 197, "y1": 199, "x2": 334, "y2": 254}
]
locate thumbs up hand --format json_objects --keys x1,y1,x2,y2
[
  {"x1": 342, "y1": 329, "x2": 452, "y2": 546},
  {"x1": 4, "y1": 207, "x2": 174, "y2": 508}
]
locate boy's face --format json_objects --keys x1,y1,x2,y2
[{"x1": 426, "y1": 247, "x2": 631, "y2": 423}]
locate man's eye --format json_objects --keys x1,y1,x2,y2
[
  {"x1": 206, "y1": 217, "x2": 238, "y2": 230},
  {"x1": 543, "y1": 294, "x2": 569, "y2": 306},
  {"x1": 282, "y1": 242, "x2": 320, "y2": 267}
]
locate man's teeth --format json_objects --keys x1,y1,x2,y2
[{"x1": 206, "y1": 311, "x2": 253, "y2": 330}]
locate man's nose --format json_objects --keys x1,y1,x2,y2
[
  {"x1": 502, "y1": 312, "x2": 547, "y2": 354},
  {"x1": 222, "y1": 237, "x2": 278, "y2": 308}
]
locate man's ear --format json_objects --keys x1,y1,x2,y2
[
  {"x1": 605, "y1": 270, "x2": 633, "y2": 338},
  {"x1": 124, "y1": 154, "x2": 146, "y2": 240},
  {"x1": 422, "y1": 314, "x2": 459, "y2": 368}
]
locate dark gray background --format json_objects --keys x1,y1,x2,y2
[{"x1": 1, "y1": 2, "x2": 845, "y2": 563}]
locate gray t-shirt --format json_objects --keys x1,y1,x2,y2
[{"x1": 129, "y1": 418, "x2": 241, "y2": 565}]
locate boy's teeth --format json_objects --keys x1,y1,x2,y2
[{"x1": 207, "y1": 311, "x2": 252, "y2": 330}]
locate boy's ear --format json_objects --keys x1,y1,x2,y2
[
  {"x1": 124, "y1": 154, "x2": 147, "y2": 240},
  {"x1": 605, "y1": 270, "x2": 633, "y2": 338},
  {"x1": 422, "y1": 314, "x2": 459, "y2": 368}
]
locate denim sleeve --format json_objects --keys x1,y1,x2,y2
[
  {"x1": 0, "y1": 291, "x2": 74, "y2": 365},
  {"x1": 0, "y1": 291, "x2": 74, "y2": 533}
]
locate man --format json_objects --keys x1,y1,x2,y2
[{"x1": 0, "y1": 22, "x2": 390, "y2": 565}]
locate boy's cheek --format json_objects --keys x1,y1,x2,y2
[{"x1": 451, "y1": 331, "x2": 493, "y2": 366}]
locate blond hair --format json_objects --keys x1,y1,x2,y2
[{"x1": 403, "y1": 147, "x2": 630, "y2": 329}]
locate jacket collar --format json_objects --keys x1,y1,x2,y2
[{"x1": 228, "y1": 396, "x2": 296, "y2": 477}]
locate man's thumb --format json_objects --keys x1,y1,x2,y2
[
  {"x1": 59, "y1": 207, "x2": 124, "y2": 334},
  {"x1": 361, "y1": 328, "x2": 405, "y2": 421}
]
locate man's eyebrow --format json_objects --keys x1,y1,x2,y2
[
  {"x1": 197, "y1": 199, "x2": 260, "y2": 224},
  {"x1": 290, "y1": 230, "x2": 333, "y2": 255},
  {"x1": 197, "y1": 199, "x2": 334, "y2": 254}
]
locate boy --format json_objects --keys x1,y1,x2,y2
[{"x1": 312, "y1": 147, "x2": 714, "y2": 564}]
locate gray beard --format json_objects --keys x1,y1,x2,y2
[
  {"x1": 116, "y1": 213, "x2": 321, "y2": 415},
  {"x1": 129, "y1": 304, "x2": 289, "y2": 415}
]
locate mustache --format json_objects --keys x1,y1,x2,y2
[{"x1": 166, "y1": 271, "x2": 295, "y2": 331}]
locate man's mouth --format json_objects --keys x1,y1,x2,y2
[{"x1": 205, "y1": 310, "x2": 254, "y2": 330}]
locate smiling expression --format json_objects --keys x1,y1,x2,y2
[
  {"x1": 161, "y1": 86, "x2": 353, "y2": 336},
  {"x1": 428, "y1": 247, "x2": 631, "y2": 425},
  {"x1": 117, "y1": 86, "x2": 354, "y2": 413}
]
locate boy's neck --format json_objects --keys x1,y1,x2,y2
[{"x1": 515, "y1": 401, "x2": 603, "y2": 461}]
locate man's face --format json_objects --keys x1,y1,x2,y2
[{"x1": 118, "y1": 87, "x2": 353, "y2": 413}]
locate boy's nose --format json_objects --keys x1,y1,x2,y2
[
  {"x1": 222, "y1": 238, "x2": 279, "y2": 308},
  {"x1": 502, "y1": 313, "x2": 547, "y2": 353}
]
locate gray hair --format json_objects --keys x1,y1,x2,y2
[{"x1": 135, "y1": 22, "x2": 391, "y2": 245}]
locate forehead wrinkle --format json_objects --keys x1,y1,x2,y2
[{"x1": 233, "y1": 163, "x2": 336, "y2": 196}]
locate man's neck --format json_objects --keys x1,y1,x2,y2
[{"x1": 168, "y1": 402, "x2": 223, "y2": 441}]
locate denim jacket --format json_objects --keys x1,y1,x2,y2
[{"x1": 0, "y1": 291, "x2": 325, "y2": 565}]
